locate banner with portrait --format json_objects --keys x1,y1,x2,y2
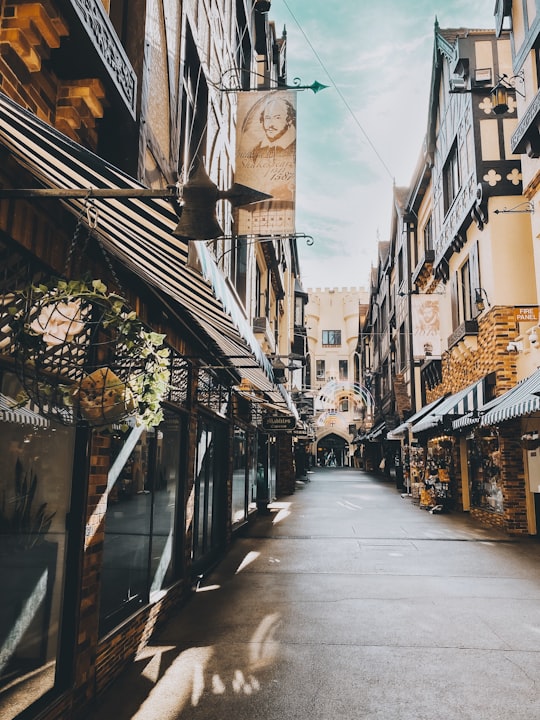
[
  {"x1": 411, "y1": 294, "x2": 441, "y2": 359},
  {"x1": 235, "y1": 90, "x2": 297, "y2": 235}
]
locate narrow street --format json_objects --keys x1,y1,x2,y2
[{"x1": 86, "y1": 467, "x2": 540, "y2": 720}]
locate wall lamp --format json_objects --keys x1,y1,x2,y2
[
  {"x1": 506, "y1": 340, "x2": 523, "y2": 354},
  {"x1": 270, "y1": 354, "x2": 305, "y2": 383},
  {"x1": 491, "y1": 73, "x2": 525, "y2": 115},
  {"x1": 0, "y1": 159, "x2": 271, "y2": 242},
  {"x1": 449, "y1": 70, "x2": 524, "y2": 115},
  {"x1": 475, "y1": 287, "x2": 490, "y2": 312},
  {"x1": 173, "y1": 160, "x2": 272, "y2": 240}
]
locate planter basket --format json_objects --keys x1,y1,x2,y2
[{"x1": 8, "y1": 280, "x2": 170, "y2": 428}]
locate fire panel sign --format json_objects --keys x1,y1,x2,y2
[{"x1": 515, "y1": 306, "x2": 539, "y2": 322}]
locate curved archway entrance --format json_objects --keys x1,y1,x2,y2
[{"x1": 316, "y1": 432, "x2": 349, "y2": 467}]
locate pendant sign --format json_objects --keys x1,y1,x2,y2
[{"x1": 261, "y1": 415, "x2": 296, "y2": 431}]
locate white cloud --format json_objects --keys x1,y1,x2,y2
[{"x1": 270, "y1": 0, "x2": 496, "y2": 288}]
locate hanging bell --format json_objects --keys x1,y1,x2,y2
[{"x1": 173, "y1": 163, "x2": 225, "y2": 241}]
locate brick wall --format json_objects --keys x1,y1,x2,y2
[
  {"x1": 499, "y1": 423, "x2": 529, "y2": 534},
  {"x1": 426, "y1": 307, "x2": 519, "y2": 403},
  {"x1": 1, "y1": 1, "x2": 107, "y2": 150}
]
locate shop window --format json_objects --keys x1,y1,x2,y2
[
  {"x1": 192, "y1": 417, "x2": 227, "y2": 571},
  {"x1": 467, "y1": 433, "x2": 503, "y2": 513},
  {"x1": 99, "y1": 411, "x2": 185, "y2": 635},
  {"x1": 232, "y1": 427, "x2": 248, "y2": 527},
  {"x1": 248, "y1": 433, "x2": 258, "y2": 515},
  {"x1": 0, "y1": 371, "x2": 75, "y2": 715}
]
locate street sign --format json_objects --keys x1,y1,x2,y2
[{"x1": 261, "y1": 415, "x2": 296, "y2": 431}]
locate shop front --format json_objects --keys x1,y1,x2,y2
[
  {"x1": 406, "y1": 378, "x2": 493, "y2": 512},
  {"x1": 387, "y1": 395, "x2": 450, "y2": 497},
  {"x1": 403, "y1": 435, "x2": 455, "y2": 510},
  {"x1": 454, "y1": 367, "x2": 540, "y2": 534}
]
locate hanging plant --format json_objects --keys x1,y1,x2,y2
[{"x1": 7, "y1": 278, "x2": 170, "y2": 429}]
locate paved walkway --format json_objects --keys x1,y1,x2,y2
[{"x1": 85, "y1": 467, "x2": 540, "y2": 720}]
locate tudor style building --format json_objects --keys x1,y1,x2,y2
[{"x1": 364, "y1": 20, "x2": 540, "y2": 533}]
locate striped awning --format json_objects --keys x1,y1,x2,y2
[
  {"x1": 387, "y1": 395, "x2": 449, "y2": 440},
  {"x1": 411, "y1": 378, "x2": 488, "y2": 435},
  {"x1": 0, "y1": 393, "x2": 49, "y2": 427},
  {"x1": 480, "y1": 368, "x2": 540, "y2": 426},
  {"x1": 0, "y1": 92, "x2": 293, "y2": 410}
]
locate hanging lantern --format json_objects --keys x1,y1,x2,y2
[{"x1": 491, "y1": 82, "x2": 509, "y2": 115}]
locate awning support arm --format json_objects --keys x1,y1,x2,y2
[{"x1": 0, "y1": 187, "x2": 180, "y2": 199}]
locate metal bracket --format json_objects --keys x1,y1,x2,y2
[{"x1": 0, "y1": 187, "x2": 180, "y2": 199}]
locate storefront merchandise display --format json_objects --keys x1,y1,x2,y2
[
  {"x1": 422, "y1": 437, "x2": 453, "y2": 510},
  {"x1": 405, "y1": 437, "x2": 454, "y2": 510},
  {"x1": 408, "y1": 444, "x2": 425, "y2": 503},
  {"x1": 468, "y1": 433, "x2": 504, "y2": 514}
]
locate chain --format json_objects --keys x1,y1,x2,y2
[
  {"x1": 64, "y1": 196, "x2": 91, "y2": 276},
  {"x1": 88, "y1": 201, "x2": 124, "y2": 294},
  {"x1": 64, "y1": 196, "x2": 124, "y2": 295}
]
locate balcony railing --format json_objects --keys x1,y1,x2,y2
[{"x1": 67, "y1": 0, "x2": 137, "y2": 118}]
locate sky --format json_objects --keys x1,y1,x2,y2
[{"x1": 268, "y1": 0, "x2": 498, "y2": 290}]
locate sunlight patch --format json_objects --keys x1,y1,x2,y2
[{"x1": 236, "y1": 550, "x2": 261, "y2": 573}]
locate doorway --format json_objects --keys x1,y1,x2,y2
[{"x1": 317, "y1": 433, "x2": 348, "y2": 467}]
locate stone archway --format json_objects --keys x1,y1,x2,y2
[{"x1": 316, "y1": 431, "x2": 350, "y2": 467}]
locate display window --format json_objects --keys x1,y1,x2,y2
[
  {"x1": 99, "y1": 411, "x2": 185, "y2": 635},
  {"x1": 192, "y1": 417, "x2": 228, "y2": 573},
  {"x1": 0, "y1": 371, "x2": 75, "y2": 716},
  {"x1": 467, "y1": 432, "x2": 503, "y2": 513},
  {"x1": 232, "y1": 427, "x2": 248, "y2": 527}
]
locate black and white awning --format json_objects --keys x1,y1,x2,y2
[
  {"x1": 480, "y1": 368, "x2": 540, "y2": 426},
  {"x1": 411, "y1": 378, "x2": 488, "y2": 435},
  {"x1": 0, "y1": 92, "x2": 295, "y2": 413},
  {"x1": 0, "y1": 393, "x2": 49, "y2": 427},
  {"x1": 387, "y1": 395, "x2": 449, "y2": 440}
]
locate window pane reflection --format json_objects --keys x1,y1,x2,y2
[
  {"x1": 232, "y1": 428, "x2": 247, "y2": 526},
  {"x1": 0, "y1": 373, "x2": 74, "y2": 716},
  {"x1": 99, "y1": 412, "x2": 184, "y2": 635},
  {"x1": 193, "y1": 418, "x2": 226, "y2": 566}
]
